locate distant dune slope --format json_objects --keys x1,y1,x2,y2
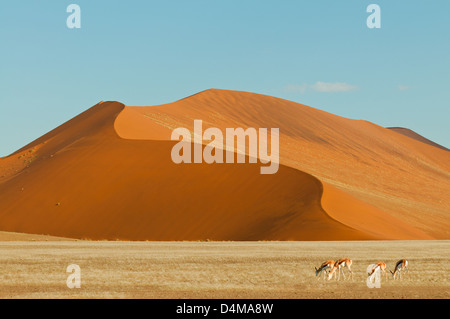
[
  {"x1": 388, "y1": 127, "x2": 448, "y2": 151},
  {"x1": 0, "y1": 89, "x2": 448, "y2": 240}
]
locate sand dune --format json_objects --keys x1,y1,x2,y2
[
  {"x1": 0, "y1": 102, "x2": 366, "y2": 240},
  {"x1": 388, "y1": 127, "x2": 448, "y2": 151},
  {"x1": 115, "y1": 89, "x2": 449, "y2": 239},
  {"x1": 0, "y1": 89, "x2": 448, "y2": 240}
]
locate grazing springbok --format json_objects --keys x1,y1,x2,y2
[
  {"x1": 390, "y1": 259, "x2": 409, "y2": 280},
  {"x1": 327, "y1": 258, "x2": 353, "y2": 281},
  {"x1": 315, "y1": 260, "x2": 335, "y2": 280},
  {"x1": 368, "y1": 262, "x2": 388, "y2": 281}
]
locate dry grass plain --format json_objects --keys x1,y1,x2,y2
[{"x1": 0, "y1": 240, "x2": 448, "y2": 299}]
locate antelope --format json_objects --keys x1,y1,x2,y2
[
  {"x1": 390, "y1": 259, "x2": 409, "y2": 280},
  {"x1": 315, "y1": 260, "x2": 335, "y2": 280},
  {"x1": 368, "y1": 262, "x2": 388, "y2": 281},
  {"x1": 327, "y1": 258, "x2": 353, "y2": 281}
]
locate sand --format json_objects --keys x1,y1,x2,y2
[
  {"x1": 0, "y1": 241, "x2": 448, "y2": 299},
  {"x1": 388, "y1": 127, "x2": 448, "y2": 151},
  {"x1": 0, "y1": 89, "x2": 448, "y2": 240},
  {"x1": 0, "y1": 231, "x2": 74, "y2": 241}
]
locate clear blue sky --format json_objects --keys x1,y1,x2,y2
[{"x1": 1, "y1": 1, "x2": 449, "y2": 156}]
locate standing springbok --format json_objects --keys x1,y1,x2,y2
[
  {"x1": 315, "y1": 260, "x2": 335, "y2": 280},
  {"x1": 390, "y1": 259, "x2": 409, "y2": 280},
  {"x1": 327, "y1": 258, "x2": 353, "y2": 281}
]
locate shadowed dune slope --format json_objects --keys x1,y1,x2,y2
[{"x1": 0, "y1": 101, "x2": 122, "y2": 182}]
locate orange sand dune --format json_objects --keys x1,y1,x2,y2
[
  {"x1": 0, "y1": 102, "x2": 370, "y2": 240},
  {"x1": 0, "y1": 89, "x2": 448, "y2": 240},
  {"x1": 388, "y1": 127, "x2": 448, "y2": 151},
  {"x1": 115, "y1": 89, "x2": 449, "y2": 239}
]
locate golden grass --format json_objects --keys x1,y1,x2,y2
[{"x1": 0, "y1": 241, "x2": 448, "y2": 299}]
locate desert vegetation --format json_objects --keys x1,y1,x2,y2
[{"x1": 0, "y1": 240, "x2": 448, "y2": 299}]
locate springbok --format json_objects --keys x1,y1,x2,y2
[
  {"x1": 327, "y1": 258, "x2": 353, "y2": 281},
  {"x1": 315, "y1": 260, "x2": 335, "y2": 280},
  {"x1": 390, "y1": 259, "x2": 409, "y2": 280},
  {"x1": 368, "y1": 262, "x2": 388, "y2": 281}
]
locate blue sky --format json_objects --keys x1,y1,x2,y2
[{"x1": 1, "y1": 1, "x2": 449, "y2": 156}]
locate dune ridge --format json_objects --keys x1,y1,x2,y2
[
  {"x1": 0, "y1": 89, "x2": 448, "y2": 240},
  {"x1": 388, "y1": 127, "x2": 448, "y2": 151}
]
